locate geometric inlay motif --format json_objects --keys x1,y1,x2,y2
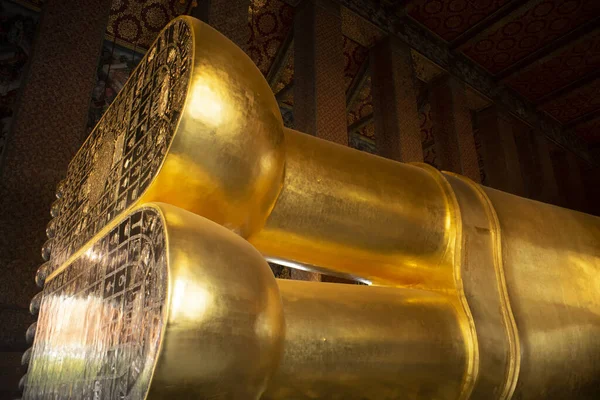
[
  {"x1": 47, "y1": 19, "x2": 192, "y2": 275},
  {"x1": 25, "y1": 208, "x2": 167, "y2": 399}
]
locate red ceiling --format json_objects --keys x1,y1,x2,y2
[
  {"x1": 406, "y1": 0, "x2": 511, "y2": 41},
  {"x1": 574, "y1": 118, "x2": 600, "y2": 144},
  {"x1": 540, "y1": 78, "x2": 600, "y2": 124},
  {"x1": 505, "y1": 30, "x2": 600, "y2": 102},
  {"x1": 458, "y1": 0, "x2": 600, "y2": 75},
  {"x1": 101, "y1": 0, "x2": 600, "y2": 146},
  {"x1": 407, "y1": 0, "x2": 600, "y2": 145}
]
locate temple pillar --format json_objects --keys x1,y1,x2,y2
[
  {"x1": 194, "y1": 0, "x2": 251, "y2": 51},
  {"x1": 477, "y1": 107, "x2": 525, "y2": 195},
  {"x1": 0, "y1": 0, "x2": 112, "y2": 396},
  {"x1": 429, "y1": 75, "x2": 480, "y2": 182},
  {"x1": 533, "y1": 133, "x2": 560, "y2": 205},
  {"x1": 550, "y1": 148, "x2": 588, "y2": 211},
  {"x1": 292, "y1": 0, "x2": 347, "y2": 281},
  {"x1": 581, "y1": 165, "x2": 600, "y2": 216},
  {"x1": 294, "y1": 0, "x2": 347, "y2": 145},
  {"x1": 513, "y1": 124, "x2": 539, "y2": 200},
  {"x1": 370, "y1": 37, "x2": 423, "y2": 162},
  {"x1": 565, "y1": 151, "x2": 588, "y2": 212},
  {"x1": 513, "y1": 125, "x2": 561, "y2": 204}
]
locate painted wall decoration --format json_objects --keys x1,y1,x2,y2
[
  {"x1": 418, "y1": 101, "x2": 438, "y2": 169},
  {"x1": 347, "y1": 75, "x2": 375, "y2": 154},
  {"x1": 343, "y1": 36, "x2": 368, "y2": 91},
  {"x1": 0, "y1": 0, "x2": 40, "y2": 165},
  {"x1": 107, "y1": 0, "x2": 197, "y2": 50},
  {"x1": 87, "y1": 40, "x2": 144, "y2": 132},
  {"x1": 248, "y1": 0, "x2": 294, "y2": 76}
]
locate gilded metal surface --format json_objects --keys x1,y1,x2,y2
[
  {"x1": 25, "y1": 207, "x2": 168, "y2": 399},
  {"x1": 27, "y1": 203, "x2": 474, "y2": 400},
  {"x1": 46, "y1": 16, "x2": 284, "y2": 277},
  {"x1": 27, "y1": 203, "x2": 286, "y2": 400},
  {"x1": 264, "y1": 280, "x2": 467, "y2": 400},
  {"x1": 484, "y1": 188, "x2": 600, "y2": 399},
  {"x1": 444, "y1": 173, "x2": 520, "y2": 399},
  {"x1": 28, "y1": 14, "x2": 600, "y2": 400}
]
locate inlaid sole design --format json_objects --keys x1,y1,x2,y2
[
  {"x1": 47, "y1": 18, "x2": 192, "y2": 275},
  {"x1": 25, "y1": 207, "x2": 167, "y2": 399}
]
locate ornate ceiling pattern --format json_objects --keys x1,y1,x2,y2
[
  {"x1": 505, "y1": 29, "x2": 600, "y2": 102},
  {"x1": 404, "y1": 0, "x2": 600, "y2": 147},
  {"x1": 573, "y1": 118, "x2": 600, "y2": 144},
  {"x1": 540, "y1": 78, "x2": 600, "y2": 124},
  {"x1": 406, "y1": 0, "x2": 511, "y2": 42},
  {"x1": 458, "y1": 0, "x2": 600, "y2": 75}
]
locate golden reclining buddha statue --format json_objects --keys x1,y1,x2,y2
[{"x1": 21, "y1": 16, "x2": 600, "y2": 400}]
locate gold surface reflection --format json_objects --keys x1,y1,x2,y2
[{"x1": 28, "y1": 16, "x2": 600, "y2": 400}]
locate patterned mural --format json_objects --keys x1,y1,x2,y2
[
  {"x1": 274, "y1": 52, "x2": 293, "y2": 106},
  {"x1": 345, "y1": 35, "x2": 374, "y2": 149},
  {"x1": 343, "y1": 36, "x2": 368, "y2": 89},
  {"x1": 107, "y1": 0, "x2": 197, "y2": 49},
  {"x1": 0, "y1": 0, "x2": 40, "y2": 165},
  {"x1": 86, "y1": 0, "x2": 203, "y2": 134},
  {"x1": 347, "y1": 75, "x2": 374, "y2": 145},
  {"x1": 87, "y1": 41, "x2": 143, "y2": 131},
  {"x1": 248, "y1": 0, "x2": 294, "y2": 75},
  {"x1": 419, "y1": 101, "x2": 438, "y2": 168}
]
